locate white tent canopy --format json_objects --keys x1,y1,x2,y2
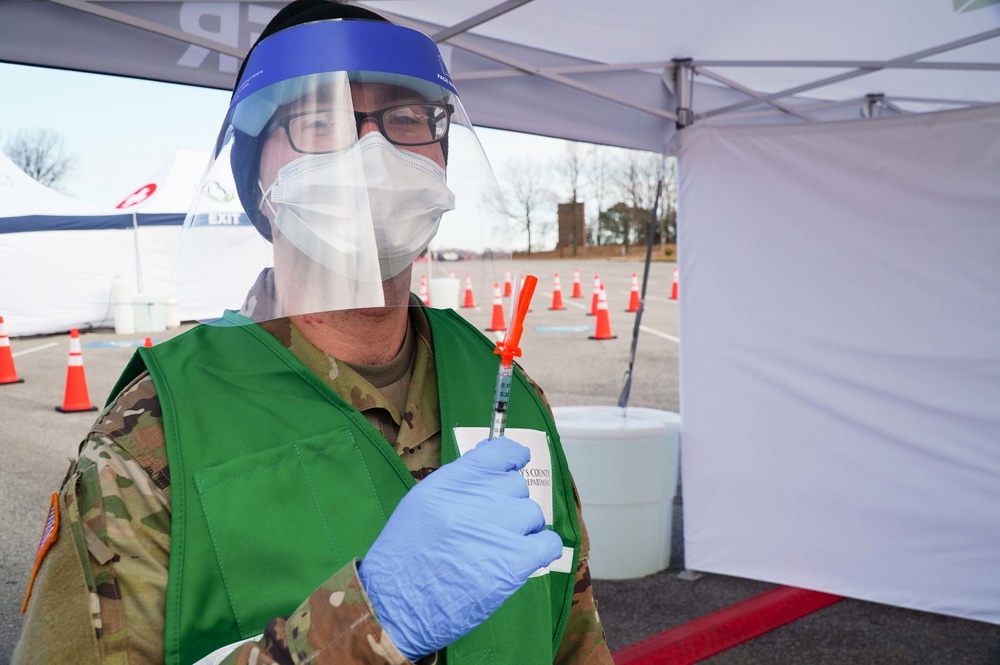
[
  {"x1": 0, "y1": 151, "x2": 134, "y2": 336},
  {"x1": 0, "y1": 148, "x2": 128, "y2": 229},
  {"x1": 1, "y1": 2, "x2": 997, "y2": 149},
  {"x1": 2, "y1": 0, "x2": 999, "y2": 626},
  {"x1": 0, "y1": 149, "x2": 113, "y2": 219}
]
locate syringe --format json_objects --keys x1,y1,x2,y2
[{"x1": 488, "y1": 274, "x2": 538, "y2": 440}]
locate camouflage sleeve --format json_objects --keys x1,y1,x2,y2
[
  {"x1": 553, "y1": 483, "x2": 614, "y2": 665},
  {"x1": 222, "y1": 561, "x2": 435, "y2": 665},
  {"x1": 14, "y1": 373, "x2": 172, "y2": 664},
  {"x1": 519, "y1": 364, "x2": 614, "y2": 665}
]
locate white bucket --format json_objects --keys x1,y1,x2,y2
[
  {"x1": 133, "y1": 294, "x2": 169, "y2": 333},
  {"x1": 165, "y1": 297, "x2": 181, "y2": 329},
  {"x1": 428, "y1": 277, "x2": 461, "y2": 309},
  {"x1": 111, "y1": 275, "x2": 135, "y2": 335},
  {"x1": 552, "y1": 405, "x2": 681, "y2": 580}
]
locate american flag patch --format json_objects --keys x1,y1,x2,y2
[{"x1": 21, "y1": 493, "x2": 60, "y2": 613}]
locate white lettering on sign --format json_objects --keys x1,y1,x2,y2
[
  {"x1": 177, "y1": 3, "x2": 238, "y2": 73},
  {"x1": 177, "y1": 3, "x2": 278, "y2": 74},
  {"x1": 208, "y1": 213, "x2": 242, "y2": 226},
  {"x1": 247, "y1": 5, "x2": 279, "y2": 44}
]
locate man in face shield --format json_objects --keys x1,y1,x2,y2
[{"x1": 13, "y1": 2, "x2": 614, "y2": 664}]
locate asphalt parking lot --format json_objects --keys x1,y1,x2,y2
[{"x1": 3, "y1": 257, "x2": 999, "y2": 663}]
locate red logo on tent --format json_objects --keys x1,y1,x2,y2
[{"x1": 116, "y1": 183, "x2": 157, "y2": 209}]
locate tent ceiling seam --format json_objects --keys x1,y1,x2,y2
[
  {"x1": 695, "y1": 67, "x2": 816, "y2": 122},
  {"x1": 45, "y1": 0, "x2": 243, "y2": 58},
  {"x1": 427, "y1": 0, "x2": 536, "y2": 43},
  {"x1": 892, "y1": 95, "x2": 994, "y2": 106},
  {"x1": 698, "y1": 96, "x2": 872, "y2": 124},
  {"x1": 693, "y1": 60, "x2": 1000, "y2": 71},
  {"x1": 698, "y1": 27, "x2": 1000, "y2": 121},
  {"x1": 373, "y1": 7, "x2": 677, "y2": 121},
  {"x1": 454, "y1": 59, "x2": 1000, "y2": 81},
  {"x1": 454, "y1": 60, "x2": 675, "y2": 79}
]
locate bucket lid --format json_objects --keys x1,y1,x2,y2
[{"x1": 552, "y1": 405, "x2": 670, "y2": 439}]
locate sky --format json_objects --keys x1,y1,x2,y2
[{"x1": 0, "y1": 61, "x2": 583, "y2": 210}]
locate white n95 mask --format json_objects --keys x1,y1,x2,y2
[{"x1": 259, "y1": 132, "x2": 455, "y2": 283}]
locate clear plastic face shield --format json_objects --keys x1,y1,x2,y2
[{"x1": 174, "y1": 19, "x2": 511, "y2": 324}]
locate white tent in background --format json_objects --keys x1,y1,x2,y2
[
  {"x1": 109, "y1": 149, "x2": 270, "y2": 323},
  {"x1": 1, "y1": 0, "x2": 999, "y2": 626},
  {"x1": 0, "y1": 151, "x2": 131, "y2": 336}
]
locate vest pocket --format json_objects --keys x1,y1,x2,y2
[
  {"x1": 447, "y1": 574, "x2": 553, "y2": 665},
  {"x1": 194, "y1": 428, "x2": 391, "y2": 637}
]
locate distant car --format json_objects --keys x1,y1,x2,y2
[{"x1": 439, "y1": 251, "x2": 460, "y2": 261}]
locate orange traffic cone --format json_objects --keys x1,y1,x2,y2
[
  {"x1": 0, "y1": 316, "x2": 24, "y2": 384},
  {"x1": 626, "y1": 272, "x2": 641, "y2": 312},
  {"x1": 55, "y1": 329, "x2": 97, "y2": 413},
  {"x1": 486, "y1": 283, "x2": 507, "y2": 332},
  {"x1": 589, "y1": 275, "x2": 601, "y2": 316},
  {"x1": 144, "y1": 337, "x2": 153, "y2": 348},
  {"x1": 419, "y1": 274, "x2": 431, "y2": 306},
  {"x1": 571, "y1": 268, "x2": 583, "y2": 299},
  {"x1": 503, "y1": 269, "x2": 513, "y2": 298},
  {"x1": 670, "y1": 266, "x2": 679, "y2": 300},
  {"x1": 590, "y1": 286, "x2": 617, "y2": 340},
  {"x1": 462, "y1": 274, "x2": 476, "y2": 308},
  {"x1": 517, "y1": 275, "x2": 534, "y2": 313},
  {"x1": 550, "y1": 273, "x2": 566, "y2": 310}
]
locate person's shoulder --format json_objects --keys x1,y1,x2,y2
[
  {"x1": 88, "y1": 371, "x2": 170, "y2": 492},
  {"x1": 92, "y1": 371, "x2": 158, "y2": 437},
  {"x1": 514, "y1": 361, "x2": 553, "y2": 416}
]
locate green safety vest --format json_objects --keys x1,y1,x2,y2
[{"x1": 111, "y1": 307, "x2": 580, "y2": 664}]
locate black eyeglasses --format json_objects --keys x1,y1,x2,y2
[{"x1": 265, "y1": 103, "x2": 451, "y2": 154}]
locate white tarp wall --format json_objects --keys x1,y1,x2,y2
[
  {"x1": 0, "y1": 230, "x2": 135, "y2": 336},
  {"x1": 676, "y1": 103, "x2": 1000, "y2": 624}
]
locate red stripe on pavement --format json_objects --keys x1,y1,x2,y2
[{"x1": 612, "y1": 586, "x2": 843, "y2": 665}]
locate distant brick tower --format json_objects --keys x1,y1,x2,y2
[{"x1": 557, "y1": 201, "x2": 585, "y2": 257}]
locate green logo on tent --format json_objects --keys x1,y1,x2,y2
[
  {"x1": 206, "y1": 180, "x2": 235, "y2": 203},
  {"x1": 953, "y1": 0, "x2": 1000, "y2": 12}
]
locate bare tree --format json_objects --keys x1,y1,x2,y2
[
  {"x1": 2, "y1": 128, "x2": 77, "y2": 190},
  {"x1": 556, "y1": 142, "x2": 587, "y2": 256},
  {"x1": 488, "y1": 156, "x2": 551, "y2": 254},
  {"x1": 617, "y1": 151, "x2": 660, "y2": 254},
  {"x1": 586, "y1": 145, "x2": 617, "y2": 246},
  {"x1": 659, "y1": 158, "x2": 679, "y2": 252}
]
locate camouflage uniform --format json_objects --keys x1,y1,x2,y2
[{"x1": 15, "y1": 301, "x2": 612, "y2": 665}]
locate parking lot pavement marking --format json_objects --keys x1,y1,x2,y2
[
  {"x1": 82, "y1": 340, "x2": 154, "y2": 349},
  {"x1": 644, "y1": 295, "x2": 680, "y2": 304},
  {"x1": 12, "y1": 342, "x2": 58, "y2": 357},
  {"x1": 534, "y1": 325, "x2": 593, "y2": 334},
  {"x1": 540, "y1": 291, "x2": 586, "y2": 310},
  {"x1": 639, "y1": 325, "x2": 680, "y2": 344},
  {"x1": 540, "y1": 291, "x2": 678, "y2": 342}
]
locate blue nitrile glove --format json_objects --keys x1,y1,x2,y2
[{"x1": 358, "y1": 435, "x2": 563, "y2": 661}]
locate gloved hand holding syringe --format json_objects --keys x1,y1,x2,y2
[
  {"x1": 489, "y1": 273, "x2": 538, "y2": 440},
  {"x1": 358, "y1": 272, "x2": 561, "y2": 662}
]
